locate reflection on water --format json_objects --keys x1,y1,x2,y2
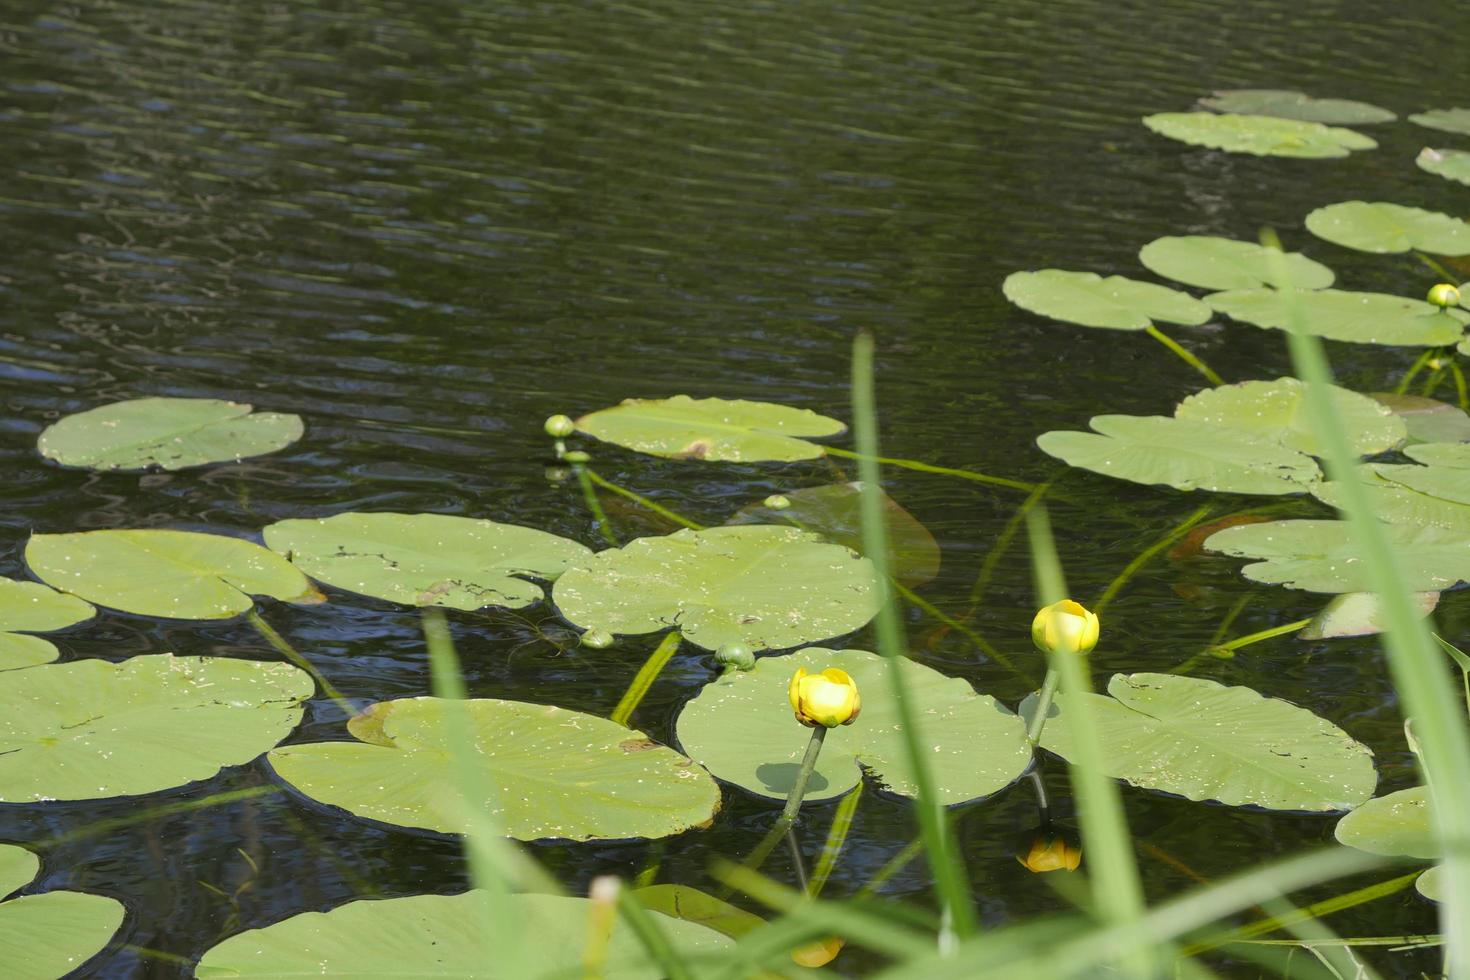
[{"x1": 2, "y1": 0, "x2": 1465, "y2": 974}]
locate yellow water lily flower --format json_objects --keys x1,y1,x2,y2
[
  {"x1": 1031, "y1": 599, "x2": 1100, "y2": 658},
  {"x1": 1016, "y1": 827, "x2": 1082, "y2": 873},
  {"x1": 788, "y1": 667, "x2": 861, "y2": 728}
]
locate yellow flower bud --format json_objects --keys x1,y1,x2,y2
[
  {"x1": 788, "y1": 667, "x2": 861, "y2": 728},
  {"x1": 790, "y1": 935, "x2": 844, "y2": 967},
  {"x1": 1031, "y1": 599, "x2": 1099, "y2": 658},
  {"x1": 1016, "y1": 826, "x2": 1082, "y2": 874},
  {"x1": 1427, "y1": 283, "x2": 1461, "y2": 310}
]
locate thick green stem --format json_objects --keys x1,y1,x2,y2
[
  {"x1": 1415, "y1": 250, "x2": 1459, "y2": 281},
  {"x1": 1145, "y1": 325, "x2": 1225, "y2": 386},
  {"x1": 823, "y1": 445, "x2": 1037, "y2": 493},
  {"x1": 1396, "y1": 348, "x2": 1436, "y2": 394},
  {"x1": 611, "y1": 631, "x2": 683, "y2": 727},
  {"x1": 1452, "y1": 361, "x2": 1470, "y2": 413},
  {"x1": 895, "y1": 582, "x2": 1035, "y2": 686},
  {"x1": 780, "y1": 726, "x2": 828, "y2": 825},
  {"x1": 573, "y1": 463, "x2": 618, "y2": 547},
  {"x1": 246, "y1": 610, "x2": 354, "y2": 717},
  {"x1": 1422, "y1": 365, "x2": 1448, "y2": 397},
  {"x1": 1213, "y1": 617, "x2": 1310, "y2": 656},
  {"x1": 809, "y1": 782, "x2": 863, "y2": 898},
  {"x1": 1092, "y1": 503, "x2": 1213, "y2": 618},
  {"x1": 1026, "y1": 668, "x2": 1062, "y2": 745},
  {"x1": 965, "y1": 482, "x2": 1051, "y2": 611},
  {"x1": 583, "y1": 467, "x2": 704, "y2": 530},
  {"x1": 1027, "y1": 769, "x2": 1051, "y2": 823}
]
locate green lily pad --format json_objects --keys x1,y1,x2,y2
[
  {"x1": 1199, "y1": 90, "x2": 1395, "y2": 125},
  {"x1": 1300, "y1": 590, "x2": 1440, "y2": 640},
  {"x1": 676, "y1": 648, "x2": 1032, "y2": 804},
  {"x1": 1370, "y1": 393, "x2": 1470, "y2": 445},
  {"x1": 1021, "y1": 673, "x2": 1376, "y2": 811},
  {"x1": 1001, "y1": 270, "x2": 1210, "y2": 331},
  {"x1": 726, "y1": 482, "x2": 940, "y2": 588},
  {"x1": 633, "y1": 885, "x2": 763, "y2": 940},
  {"x1": 1334, "y1": 785, "x2": 1434, "y2": 858},
  {"x1": 552, "y1": 525, "x2": 884, "y2": 652},
  {"x1": 1138, "y1": 237, "x2": 1334, "y2": 291},
  {"x1": 263, "y1": 512, "x2": 591, "y2": 611},
  {"x1": 0, "y1": 654, "x2": 312, "y2": 802},
  {"x1": 195, "y1": 891, "x2": 732, "y2": 979},
  {"x1": 38, "y1": 397, "x2": 303, "y2": 472},
  {"x1": 1143, "y1": 112, "x2": 1377, "y2": 158},
  {"x1": 1410, "y1": 108, "x2": 1470, "y2": 137},
  {"x1": 1417, "y1": 147, "x2": 1470, "y2": 187},
  {"x1": 1175, "y1": 377, "x2": 1404, "y2": 456},
  {"x1": 1305, "y1": 202, "x2": 1470, "y2": 255},
  {"x1": 1036, "y1": 415, "x2": 1320, "y2": 495},
  {"x1": 1417, "y1": 866, "x2": 1444, "y2": 902},
  {"x1": 269, "y1": 697, "x2": 721, "y2": 841},
  {"x1": 0, "y1": 843, "x2": 125, "y2": 980},
  {"x1": 575, "y1": 396, "x2": 845, "y2": 463},
  {"x1": 26, "y1": 529, "x2": 313, "y2": 620},
  {"x1": 1205, "y1": 288, "x2": 1467, "y2": 346},
  {"x1": 1205, "y1": 519, "x2": 1470, "y2": 593},
  {"x1": 1312, "y1": 467, "x2": 1470, "y2": 534},
  {"x1": 0, "y1": 578, "x2": 94, "y2": 671}
]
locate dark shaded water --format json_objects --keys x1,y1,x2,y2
[{"x1": 3, "y1": 0, "x2": 1468, "y2": 975}]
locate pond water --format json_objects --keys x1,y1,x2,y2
[{"x1": 2, "y1": 0, "x2": 1467, "y2": 975}]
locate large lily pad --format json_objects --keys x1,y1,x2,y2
[
  {"x1": 0, "y1": 843, "x2": 124, "y2": 980},
  {"x1": 1370, "y1": 393, "x2": 1470, "y2": 445},
  {"x1": 263, "y1": 512, "x2": 591, "y2": 611},
  {"x1": 1143, "y1": 112, "x2": 1377, "y2": 158},
  {"x1": 1199, "y1": 90, "x2": 1394, "y2": 125},
  {"x1": 195, "y1": 891, "x2": 732, "y2": 979},
  {"x1": 676, "y1": 647, "x2": 1032, "y2": 804},
  {"x1": 1021, "y1": 673, "x2": 1376, "y2": 811},
  {"x1": 269, "y1": 697, "x2": 721, "y2": 841},
  {"x1": 38, "y1": 397, "x2": 303, "y2": 472},
  {"x1": 1138, "y1": 237, "x2": 1334, "y2": 291},
  {"x1": 575, "y1": 395, "x2": 844, "y2": 463},
  {"x1": 0, "y1": 655, "x2": 312, "y2": 802},
  {"x1": 1205, "y1": 288, "x2": 1467, "y2": 346},
  {"x1": 1305, "y1": 202, "x2": 1470, "y2": 255},
  {"x1": 726, "y1": 482, "x2": 940, "y2": 588},
  {"x1": 1417, "y1": 147, "x2": 1470, "y2": 187},
  {"x1": 1410, "y1": 108, "x2": 1470, "y2": 137},
  {"x1": 1175, "y1": 377, "x2": 1404, "y2": 457},
  {"x1": 552, "y1": 525, "x2": 884, "y2": 652},
  {"x1": 1001, "y1": 270, "x2": 1210, "y2": 331},
  {"x1": 1300, "y1": 590, "x2": 1439, "y2": 640},
  {"x1": 27, "y1": 529, "x2": 312, "y2": 619},
  {"x1": 1313, "y1": 444, "x2": 1470, "y2": 533},
  {"x1": 0, "y1": 578, "x2": 94, "y2": 671},
  {"x1": 1334, "y1": 786, "x2": 1434, "y2": 858},
  {"x1": 1036, "y1": 415, "x2": 1320, "y2": 495},
  {"x1": 1205, "y1": 519, "x2": 1470, "y2": 593}
]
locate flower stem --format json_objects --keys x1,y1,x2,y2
[
  {"x1": 572, "y1": 462, "x2": 618, "y2": 547},
  {"x1": 610, "y1": 631, "x2": 683, "y2": 727},
  {"x1": 780, "y1": 726, "x2": 828, "y2": 825},
  {"x1": 1212, "y1": 617, "x2": 1310, "y2": 655},
  {"x1": 246, "y1": 609, "x2": 354, "y2": 717},
  {"x1": 1396, "y1": 348, "x2": 1436, "y2": 394},
  {"x1": 1144, "y1": 325, "x2": 1225, "y2": 386},
  {"x1": 1092, "y1": 503, "x2": 1213, "y2": 618},
  {"x1": 1026, "y1": 668, "x2": 1062, "y2": 745},
  {"x1": 823, "y1": 445, "x2": 1037, "y2": 492},
  {"x1": 582, "y1": 468, "x2": 704, "y2": 530}
]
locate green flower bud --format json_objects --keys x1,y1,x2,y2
[
  {"x1": 562, "y1": 450, "x2": 591, "y2": 464},
  {"x1": 714, "y1": 643, "x2": 755, "y2": 671},
  {"x1": 763, "y1": 494, "x2": 792, "y2": 510},
  {"x1": 1427, "y1": 283, "x2": 1461, "y2": 310},
  {"x1": 580, "y1": 629, "x2": 614, "y2": 649},
  {"x1": 544, "y1": 414, "x2": 576, "y2": 438}
]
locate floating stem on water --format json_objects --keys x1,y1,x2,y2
[
  {"x1": 1144, "y1": 324, "x2": 1226, "y2": 386},
  {"x1": 611, "y1": 631, "x2": 684, "y2": 726}
]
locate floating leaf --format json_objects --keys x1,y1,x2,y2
[
  {"x1": 1138, "y1": 237, "x2": 1334, "y2": 291},
  {"x1": 0, "y1": 655, "x2": 311, "y2": 802},
  {"x1": 195, "y1": 891, "x2": 731, "y2": 979},
  {"x1": 1305, "y1": 201, "x2": 1470, "y2": 255},
  {"x1": 0, "y1": 843, "x2": 124, "y2": 979},
  {"x1": 575, "y1": 396, "x2": 844, "y2": 463},
  {"x1": 552, "y1": 525, "x2": 884, "y2": 652},
  {"x1": 1370, "y1": 393, "x2": 1470, "y2": 445},
  {"x1": 0, "y1": 578, "x2": 94, "y2": 671},
  {"x1": 1022, "y1": 673, "x2": 1376, "y2": 811},
  {"x1": 1205, "y1": 519, "x2": 1470, "y2": 593},
  {"x1": 676, "y1": 648, "x2": 1032, "y2": 804},
  {"x1": 1409, "y1": 108, "x2": 1470, "y2": 137},
  {"x1": 263, "y1": 512, "x2": 591, "y2": 611},
  {"x1": 1036, "y1": 415, "x2": 1320, "y2": 495},
  {"x1": 1418, "y1": 866, "x2": 1444, "y2": 902},
  {"x1": 1001, "y1": 270, "x2": 1210, "y2": 331},
  {"x1": 1334, "y1": 786, "x2": 1434, "y2": 858},
  {"x1": 38, "y1": 397, "x2": 303, "y2": 472},
  {"x1": 633, "y1": 885, "x2": 763, "y2": 940},
  {"x1": 270, "y1": 697, "x2": 720, "y2": 841},
  {"x1": 26, "y1": 529, "x2": 312, "y2": 619},
  {"x1": 1199, "y1": 90, "x2": 1395, "y2": 125},
  {"x1": 1205, "y1": 288, "x2": 1467, "y2": 346},
  {"x1": 1314, "y1": 444, "x2": 1470, "y2": 533},
  {"x1": 1300, "y1": 591, "x2": 1439, "y2": 640},
  {"x1": 1175, "y1": 377, "x2": 1404, "y2": 456},
  {"x1": 726, "y1": 482, "x2": 940, "y2": 588},
  {"x1": 1142, "y1": 112, "x2": 1377, "y2": 158},
  {"x1": 1417, "y1": 147, "x2": 1470, "y2": 187}
]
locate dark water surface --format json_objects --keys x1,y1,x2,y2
[{"x1": 3, "y1": 0, "x2": 1468, "y2": 975}]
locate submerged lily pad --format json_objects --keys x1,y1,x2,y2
[
  {"x1": 269, "y1": 697, "x2": 720, "y2": 842},
  {"x1": 1409, "y1": 108, "x2": 1470, "y2": 137},
  {"x1": 264, "y1": 512, "x2": 591, "y2": 611},
  {"x1": 1036, "y1": 415, "x2": 1320, "y2": 495},
  {"x1": 1143, "y1": 112, "x2": 1377, "y2": 158},
  {"x1": 27, "y1": 529, "x2": 312, "y2": 619},
  {"x1": 1300, "y1": 590, "x2": 1439, "y2": 640},
  {"x1": 0, "y1": 655, "x2": 311, "y2": 802},
  {"x1": 575, "y1": 396, "x2": 844, "y2": 463},
  {"x1": 1334, "y1": 786, "x2": 1434, "y2": 858},
  {"x1": 678, "y1": 648, "x2": 1030, "y2": 804},
  {"x1": 726, "y1": 483, "x2": 940, "y2": 588},
  {"x1": 1205, "y1": 288, "x2": 1467, "y2": 346},
  {"x1": 1022, "y1": 673, "x2": 1376, "y2": 811},
  {"x1": 1175, "y1": 377, "x2": 1404, "y2": 456},
  {"x1": 38, "y1": 397, "x2": 303, "y2": 472},
  {"x1": 0, "y1": 578, "x2": 94, "y2": 671},
  {"x1": 1199, "y1": 90, "x2": 1395, "y2": 125},
  {"x1": 1370, "y1": 393, "x2": 1470, "y2": 445},
  {"x1": 1001, "y1": 270, "x2": 1210, "y2": 331},
  {"x1": 1138, "y1": 237, "x2": 1334, "y2": 291},
  {"x1": 1417, "y1": 147, "x2": 1470, "y2": 187},
  {"x1": 552, "y1": 525, "x2": 884, "y2": 652},
  {"x1": 1205, "y1": 519, "x2": 1470, "y2": 592},
  {"x1": 1305, "y1": 202, "x2": 1470, "y2": 255},
  {"x1": 0, "y1": 843, "x2": 124, "y2": 980},
  {"x1": 195, "y1": 891, "x2": 732, "y2": 979}
]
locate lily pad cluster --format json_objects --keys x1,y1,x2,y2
[
  {"x1": 0, "y1": 844, "x2": 124, "y2": 978},
  {"x1": 0, "y1": 577, "x2": 93, "y2": 671}
]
